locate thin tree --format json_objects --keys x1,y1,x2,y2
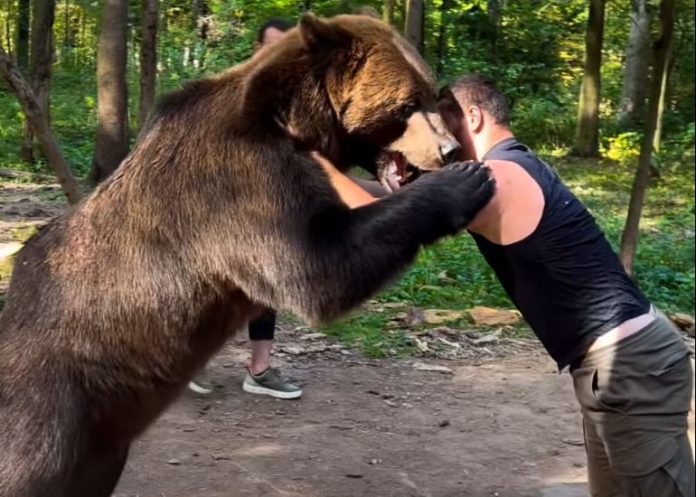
[
  {"x1": 404, "y1": 0, "x2": 424, "y2": 53},
  {"x1": 0, "y1": 45, "x2": 82, "y2": 204},
  {"x1": 92, "y1": 0, "x2": 129, "y2": 183},
  {"x1": 21, "y1": 0, "x2": 57, "y2": 163},
  {"x1": 619, "y1": 0, "x2": 676, "y2": 275},
  {"x1": 573, "y1": 0, "x2": 606, "y2": 157},
  {"x1": 15, "y1": 0, "x2": 30, "y2": 71},
  {"x1": 617, "y1": 0, "x2": 652, "y2": 128},
  {"x1": 436, "y1": 0, "x2": 452, "y2": 76},
  {"x1": 383, "y1": 0, "x2": 395, "y2": 25},
  {"x1": 652, "y1": 27, "x2": 675, "y2": 155},
  {"x1": 139, "y1": 0, "x2": 158, "y2": 129}
]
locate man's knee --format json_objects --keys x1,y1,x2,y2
[{"x1": 616, "y1": 435, "x2": 694, "y2": 497}]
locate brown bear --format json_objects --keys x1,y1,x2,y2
[{"x1": 0, "y1": 13, "x2": 493, "y2": 497}]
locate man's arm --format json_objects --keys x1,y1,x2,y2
[{"x1": 311, "y1": 152, "x2": 379, "y2": 208}]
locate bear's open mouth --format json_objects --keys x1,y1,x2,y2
[{"x1": 377, "y1": 151, "x2": 420, "y2": 193}]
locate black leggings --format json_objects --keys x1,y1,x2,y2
[{"x1": 248, "y1": 309, "x2": 276, "y2": 341}]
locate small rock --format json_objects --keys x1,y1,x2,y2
[
  {"x1": 345, "y1": 473, "x2": 364, "y2": 479},
  {"x1": 412, "y1": 362, "x2": 453, "y2": 374},
  {"x1": 281, "y1": 346, "x2": 303, "y2": 355},
  {"x1": 467, "y1": 306, "x2": 522, "y2": 326},
  {"x1": 413, "y1": 337, "x2": 429, "y2": 353},
  {"x1": 405, "y1": 307, "x2": 426, "y2": 327},
  {"x1": 472, "y1": 331, "x2": 501, "y2": 346},
  {"x1": 438, "y1": 419, "x2": 450, "y2": 428},
  {"x1": 670, "y1": 313, "x2": 695, "y2": 336},
  {"x1": 167, "y1": 458, "x2": 181, "y2": 465},
  {"x1": 384, "y1": 320, "x2": 400, "y2": 330},
  {"x1": 562, "y1": 438, "x2": 585, "y2": 446},
  {"x1": 422, "y1": 309, "x2": 467, "y2": 325},
  {"x1": 212, "y1": 454, "x2": 231, "y2": 461}
]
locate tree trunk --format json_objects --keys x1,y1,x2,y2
[
  {"x1": 617, "y1": 0, "x2": 651, "y2": 128},
  {"x1": 436, "y1": 0, "x2": 452, "y2": 76},
  {"x1": 91, "y1": 0, "x2": 129, "y2": 183},
  {"x1": 29, "y1": 0, "x2": 55, "y2": 121},
  {"x1": 652, "y1": 35, "x2": 673, "y2": 154},
  {"x1": 404, "y1": 0, "x2": 424, "y2": 53},
  {"x1": 487, "y1": 0, "x2": 500, "y2": 30},
  {"x1": 573, "y1": 0, "x2": 606, "y2": 158},
  {"x1": 22, "y1": 0, "x2": 57, "y2": 163},
  {"x1": 62, "y1": 0, "x2": 71, "y2": 52},
  {"x1": 619, "y1": 0, "x2": 675, "y2": 276},
  {"x1": 383, "y1": 0, "x2": 395, "y2": 25},
  {"x1": 0, "y1": 45, "x2": 82, "y2": 205},
  {"x1": 139, "y1": 0, "x2": 158, "y2": 129},
  {"x1": 15, "y1": 0, "x2": 30, "y2": 72}
]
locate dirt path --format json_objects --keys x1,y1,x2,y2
[{"x1": 113, "y1": 327, "x2": 695, "y2": 497}]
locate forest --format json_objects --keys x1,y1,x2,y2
[{"x1": 0, "y1": 0, "x2": 694, "y2": 340}]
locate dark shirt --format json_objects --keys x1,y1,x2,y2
[{"x1": 470, "y1": 138, "x2": 650, "y2": 369}]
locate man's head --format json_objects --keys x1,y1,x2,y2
[
  {"x1": 256, "y1": 18, "x2": 292, "y2": 50},
  {"x1": 438, "y1": 75, "x2": 512, "y2": 161}
]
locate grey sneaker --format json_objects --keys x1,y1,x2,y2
[
  {"x1": 188, "y1": 379, "x2": 214, "y2": 395},
  {"x1": 242, "y1": 367, "x2": 302, "y2": 399}
]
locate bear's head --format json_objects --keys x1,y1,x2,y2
[{"x1": 243, "y1": 13, "x2": 460, "y2": 192}]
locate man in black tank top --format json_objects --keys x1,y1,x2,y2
[
  {"x1": 435, "y1": 75, "x2": 694, "y2": 497},
  {"x1": 318, "y1": 74, "x2": 693, "y2": 497}
]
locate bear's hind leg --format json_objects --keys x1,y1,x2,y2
[{"x1": 63, "y1": 441, "x2": 130, "y2": 497}]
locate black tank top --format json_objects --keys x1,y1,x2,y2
[{"x1": 471, "y1": 138, "x2": 650, "y2": 369}]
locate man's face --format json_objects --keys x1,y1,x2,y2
[
  {"x1": 261, "y1": 27, "x2": 286, "y2": 47},
  {"x1": 437, "y1": 92, "x2": 477, "y2": 161}
]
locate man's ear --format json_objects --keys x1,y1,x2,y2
[{"x1": 299, "y1": 13, "x2": 350, "y2": 49}]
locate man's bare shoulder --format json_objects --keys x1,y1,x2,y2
[{"x1": 468, "y1": 159, "x2": 545, "y2": 244}]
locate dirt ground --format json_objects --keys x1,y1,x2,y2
[
  {"x1": 1, "y1": 182, "x2": 694, "y2": 497},
  {"x1": 111, "y1": 327, "x2": 695, "y2": 497}
]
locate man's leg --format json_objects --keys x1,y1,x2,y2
[
  {"x1": 572, "y1": 362, "x2": 624, "y2": 497},
  {"x1": 575, "y1": 316, "x2": 694, "y2": 497},
  {"x1": 581, "y1": 414, "x2": 623, "y2": 497},
  {"x1": 619, "y1": 433, "x2": 694, "y2": 497}
]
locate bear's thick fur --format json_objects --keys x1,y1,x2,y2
[{"x1": 0, "y1": 14, "x2": 493, "y2": 497}]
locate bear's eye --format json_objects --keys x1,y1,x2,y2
[{"x1": 399, "y1": 102, "x2": 419, "y2": 120}]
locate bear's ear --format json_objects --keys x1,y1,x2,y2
[{"x1": 299, "y1": 13, "x2": 350, "y2": 48}]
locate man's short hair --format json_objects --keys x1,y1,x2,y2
[
  {"x1": 443, "y1": 75, "x2": 511, "y2": 126},
  {"x1": 256, "y1": 18, "x2": 292, "y2": 43}
]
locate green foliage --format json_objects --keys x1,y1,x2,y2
[{"x1": 603, "y1": 131, "x2": 642, "y2": 164}]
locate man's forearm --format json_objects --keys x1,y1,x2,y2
[{"x1": 312, "y1": 152, "x2": 379, "y2": 208}]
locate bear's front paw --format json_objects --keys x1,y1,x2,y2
[{"x1": 442, "y1": 161, "x2": 495, "y2": 229}]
